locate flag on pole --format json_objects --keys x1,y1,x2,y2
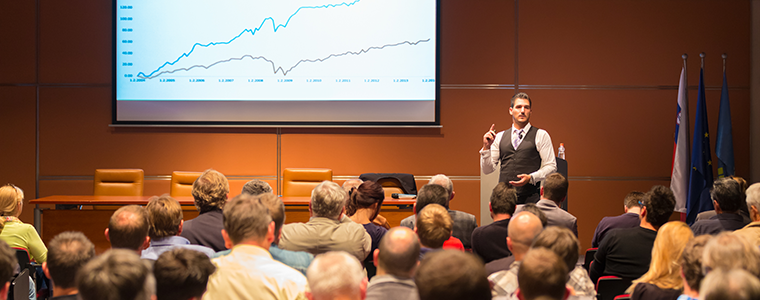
[
  {"x1": 715, "y1": 70, "x2": 734, "y2": 178},
  {"x1": 671, "y1": 67, "x2": 690, "y2": 213},
  {"x1": 686, "y1": 67, "x2": 714, "y2": 224}
]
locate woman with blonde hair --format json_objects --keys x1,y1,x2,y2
[
  {"x1": 627, "y1": 221, "x2": 694, "y2": 300},
  {"x1": 0, "y1": 184, "x2": 47, "y2": 262}
]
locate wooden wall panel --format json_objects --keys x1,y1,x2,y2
[
  {"x1": 519, "y1": 0, "x2": 750, "y2": 86},
  {"x1": 0, "y1": 87, "x2": 37, "y2": 223},
  {"x1": 39, "y1": 0, "x2": 111, "y2": 84},
  {"x1": 38, "y1": 87, "x2": 278, "y2": 176},
  {"x1": 0, "y1": 1, "x2": 36, "y2": 83},
  {"x1": 440, "y1": 0, "x2": 514, "y2": 84}
]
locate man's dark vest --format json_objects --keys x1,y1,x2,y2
[{"x1": 499, "y1": 126, "x2": 541, "y2": 201}]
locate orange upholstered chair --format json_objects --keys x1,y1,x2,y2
[
  {"x1": 93, "y1": 169, "x2": 144, "y2": 210},
  {"x1": 282, "y1": 168, "x2": 333, "y2": 197},
  {"x1": 94, "y1": 169, "x2": 144, "y2": 196},
  {"x1": 170, "y1": 171, "x2": 202, "y2": 197}
]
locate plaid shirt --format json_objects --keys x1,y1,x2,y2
[{"x1": 488, "y1": 261, "x2": 597, "y2": 298}]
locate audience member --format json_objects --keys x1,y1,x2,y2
[
  {"x1": 471, "y1": 182, "x2": 516, "y2": 263},
  {"x1": 0, "y1": 240, "x2": 15, "y2": 300},
  {"x1": 695, "y1": 175, "x2": 751, "y2": 223},
  {"x1": 344, "y1": 178, "x2": 389, "y2": 230},
  {"x1": 42, "y1": 231, "x2": 95, "y2": 300},
  {"x1": 589, "y1": 185, "x2": 676, "y2": 283},
  {"x1": 532, "y1": 226, "x2": 595, "y2": 297},
  {"x1": 153, "y1": 248, "x2": 216, "y2": 300},
  {"x1": 342, "y1": 179, "x2": 363, "y2": 192},
  {"x1": 346, "y1": 181, "x2": 387, "y2": 278},
  {"x1": 701, "y1": 231, "x2": 760, "y2": 277},
  {"x1": 205, "y1": 194, "x2": 308, "y2": 300},
  {"x1": 401, "y1": 175, "x2": 478, "y2": 249},
  {"x1": 626, "y1": 221, "x2": 694, "y2": 300},
  {"x1": 366, "y1": 227, "x2": 420, "y2": 300},
  {"x1": 181, "y1": 169, "x2": 230, "y2": 252},
  {"x1": 699, "y1": 269, "x2": 760, "y2": 300},
  {"x1": 141, "y1": 195, "x2": 215, "y2": 260},
  {"x1": 520, "y1": 203, "x2": 548, "y2": 227},
  {"x1": 280, "y1": 181, "x2": 371, "y2": 261},
  {"x1": 516, "y1": 248, "x2": 569, "y2": 300},
  {"x1": 251, "y1": 193, "x2": 314, "y2": 275},
  {"x1": 241, "y1": 179, "x2": 273, "y2": 196},
  {"x1": 677, "y1": 235, "x2": 711, "y2": 300},
  {"x1": 105, "y1": 205, "x2": 150, "y2": 252},
  {"x1": 415, "y1": 250, "x2": 491, "y2": 300},
  {"x1": 77, "y1": 249, "x2": 155, "y2": 300},
  {"x1": 0, "y1": 184, "x2": 47, "y2": 262},
  {"x1": 306, "y1": 251, "x2": 367, "y2": 300},
  {"x1": 514, "y1": 173, "x2": 577, "y2": 236},
  {"x1": 691, "y1": 177, "x2": 750, "y2": 235},
  {"x1": 488, "y1": 211, "x2": 544, "y2": 297},
  {"x1": 735, "y1": 182, "x2": 760, "y2": 246},
  {"x1": 416, "y1": 204, "x2": 456, "y2": 258},
  {"x1": 591, "y1": 191, "x2": 644, "y2": 248}
]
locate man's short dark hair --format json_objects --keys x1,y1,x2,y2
[
  {"x1": 518, "y1": 248, "x2": 568, "y2": 300},
  {"x1": 223, "y1": 193, "x2": 272, "y2": 245},
  {"x1": 256, "y1": 193, "x2": 285, "y2": 241},
  {"x1": 378, "y1": 227, "x2": 420, "y2": 278},
  {"x1": 490, "y1": 182, "x2": 517, "y2": 216},
  {"x1": 415, "y1": 184, "x2": 449, "y2": 214},
  {"x1": 415, "y1": 250, "x2": 491, "y2": 300},
  {"x1": 643, "y1": 185, "x2": 676, "y2": 227},
  {"x1": 46, "y1": 231, "x2": 96, "y2": 289},
  {"x1": 531, "y1": 226, "x2": 579, "y2": 272},
  {"x1": 154, "y1": 248, "x2": 216, "y2": 300},
  {"x1": 78, "y1": 249, "x2": 155, "y2": 300},
  {"x1": 624, "y1": 191, "x2": 645, "y2": 208},
  {"x1": 710, "y1": 177, "x2": 742, "y2": 213},
  {"x1": 0, "y1": 240, "x2": 16, "y2": 284},
  {"x1": 520, "y1": 203, "x2": 548, "y2": 227},
  {"x1": 146, "y1": 195, "x2": 183, "y2": 240},
  {"x1": 108, "y1": 205, "x2": 150, "y2": 251},
  {"x1": 510, "y1": 92, "x2": 532, "y2": 108},
  {"x1": 542, "y1": 173, "x2": 568, "y2": 203},
  {"x1": 241, "y1": 179, "x2": 273, "y2": 196},
  {"x1": 680, "y1": 235, "x2": 710, "y2": 292}
]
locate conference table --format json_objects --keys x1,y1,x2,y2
[{"x1": 30, "y1": 195, "x2": 415, "y2": 253}]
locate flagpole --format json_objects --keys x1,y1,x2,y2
[
  {"x1": 683, "y1": 54, "x2": 688, "y2": 95},
  {"x1": 700, "y1": 52, "x2": 705, "y2": 69},
  {"x1": 722, "y1": 53, "x2": 727, "y2": 73}
]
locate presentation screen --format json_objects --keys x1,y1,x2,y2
[{"x1": 113, "y1": 0, "x2": 439, "y2": 126}]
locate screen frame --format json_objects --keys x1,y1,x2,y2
[{"x1": 111, "y1": 0, "x2": 441, "y2": 127}]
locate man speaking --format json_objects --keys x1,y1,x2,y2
[{"x1": 480, "y1": 92, "x2": 557, "y2": 204}]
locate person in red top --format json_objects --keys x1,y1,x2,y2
[{"x1": 416, "y1": 204, "x2": 462, "y2": 257}]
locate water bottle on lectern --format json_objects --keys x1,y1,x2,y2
[{"x1": 558, "y1": 143, "x2": 566, "y2": 160}]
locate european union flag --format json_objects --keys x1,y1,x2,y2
[
  {"x1": 686, "y1": 68, "x2": 714, "y2": 224},
  {"x1": 716, "y1": 70, "x2": 734, "y2": 178}
]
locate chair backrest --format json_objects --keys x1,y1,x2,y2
[
  {"x1": 93, "y1": 169, "x2": 144, "y2": 196},
  {"x1": 170, "y1": 171, "x2": 202, "y2": 197},
  {"x1": 583, "y1": 248, "x2": 598, "y2": 272},
  {"x1": 613, "y1": 294, "x2": 631, "y2": 300},
  {"x1": 359, "y1": 173, "x2": 417, "y2": 196},
  {"x1": 282, "y1": 168, "x2": 332, "y2": 197},
  {"x1": 11, "y1": 248, "x2": 35, "y2": 287},
  {"x1": 8, "y1": 268, "x2": 29, "y2": 300},
  {"x1": 596, "y1": 276, "x2": 632, "y2": 300}
]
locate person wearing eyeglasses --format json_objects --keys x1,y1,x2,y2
[{"x1": 0, "y1": 184, "x2": 47, "y2": 263}]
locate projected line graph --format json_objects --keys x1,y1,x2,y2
[
  {"x1": 136, "y1": 0, "x2": 362, "y2": 79},
  {"x1": 138, "y1": 39, "x2": 430, "y2": 79}
]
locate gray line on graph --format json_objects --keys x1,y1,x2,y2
[{"x1": 138, "y1": 38, "x2": 431, "y2": 79}]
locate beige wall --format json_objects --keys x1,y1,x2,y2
[{"x1": 0, "y1": 0, "x2": 753, "y2": 250}]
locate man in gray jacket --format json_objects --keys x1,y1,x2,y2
[
  {"x1": 279, "y1": 181, "x2": 372, "y2": 261},
  {"x1": 366, "y1": 227, "x2": 420, "y2": 300}
]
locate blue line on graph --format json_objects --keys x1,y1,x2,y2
[{"x1": 136, "y1": 0, "x2": 362, "y2": 79}]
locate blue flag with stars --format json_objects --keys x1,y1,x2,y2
[
  {"x1": 686, "y1": 68, "x2": 714, "y2": 224},
  {"x1": 716, "y1": 70, "x2": 734, "y2": 178}
]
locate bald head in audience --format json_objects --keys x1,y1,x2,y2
[
  {"x1": 507, "y1": 211, "x2": 544, "y2": 261},
  {"x1": 77, "y1": 249, "x2": 155, "y2": 300},
  {"x1": 415, "y1": 250, "x2": 491, "y2": 300},
  {"x1": 105, "y1": 205, "x2": 150, "y2": 252},
  {"x1": 374, "y1": 227, "x2": 420, "y2": 278},
  {"x1": 307, "y1": 251, "x2": 367, "y2": 300},
  {"x1": 342, "y1": 179, "x2": 364, "y2": 193}
]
